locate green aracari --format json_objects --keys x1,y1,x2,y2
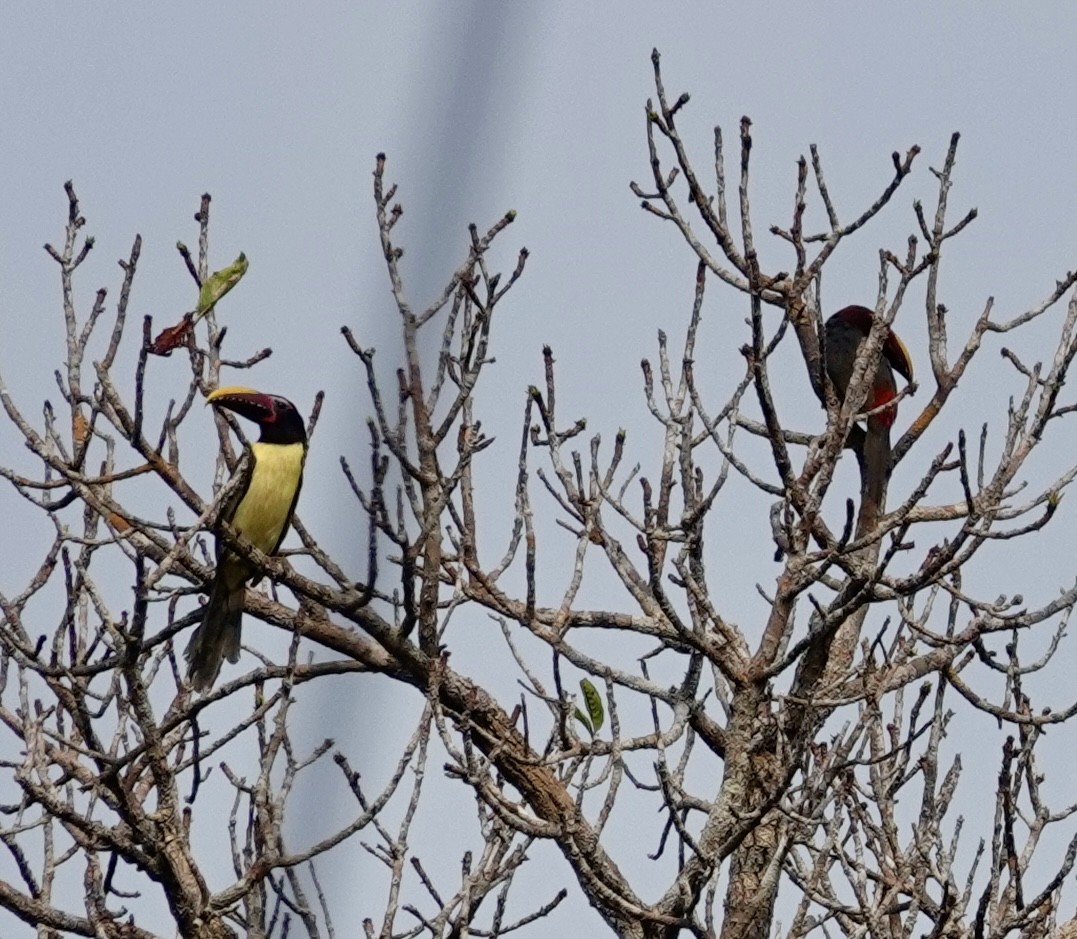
[{"x1": 185, "y1": 386, "x2": 307, "y2": 691}]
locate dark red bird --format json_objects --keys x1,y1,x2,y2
[{"x1": 824, "y1": 305, "x2": 914, "y2": 507}]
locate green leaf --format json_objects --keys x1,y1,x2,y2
[
  {"x1": 195, "y1": 252, "x2": 249, "y2": 320},
  {"x1": 579, "y1": 678, "x2": 604, "y2": 735},
  {"x1": 573, "y1": 706, "x2": 593, "y2": 737}
]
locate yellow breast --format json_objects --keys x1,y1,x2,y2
[{"x1": 230, "y1": 442, "x2": 306, "y2": 554}]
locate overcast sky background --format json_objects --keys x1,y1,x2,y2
[{"x1": 3, "y1": 4, "x2": 1077, "y2": 935}]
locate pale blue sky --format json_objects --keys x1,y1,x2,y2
[{"x1": 3, "y1": 4, "x2": 1077, "y2": 935}]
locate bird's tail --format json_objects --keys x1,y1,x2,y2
[
  {"x1": 185, "y1": 571, "x2": 245, "y2": 692},
  {"x1": 858, "y1": 420, "x2": 892, "y2": 524}
]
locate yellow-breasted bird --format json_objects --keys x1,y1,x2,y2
[
  {"x1": 185, "y1": 387, "x2": 307, "y2": 691},
  {"x1": 824, "y1": 306, "x2": 914, "y2": 507}
]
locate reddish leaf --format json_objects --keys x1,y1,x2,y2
[{"x1": 149, "y1": 313, "x2": 194, "y2": 356}]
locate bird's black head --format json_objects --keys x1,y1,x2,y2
[
  {"x1": 830, "y1": 305, "x2": 914, "y2": 383},
  {"x1": 207, "y1": 387, "x2": 307, "y2": 445}
]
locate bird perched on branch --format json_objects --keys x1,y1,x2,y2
[
  {"x1": 185, "y1": 387, "x2": 307, "y2": 691},
  {"x1": 824, "y1": 305, "x2": 914, "y2": 509}
]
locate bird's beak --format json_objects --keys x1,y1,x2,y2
[
  {"x1": 886, "y1": 333, "x2": 914, "y2": 384},
  {"x1": 207, "y1": 386, "x2": 276, "y2": 424}
]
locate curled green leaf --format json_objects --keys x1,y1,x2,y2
[
  {"x1": 573, "y1": 706, "x2": 593, "y2": 737},
  {"x1": 195, "y1": 252, "x2": 249, "y2": 320},
  {"x1": 580, "y1": 678, "x2": 604, "y2": 735}
]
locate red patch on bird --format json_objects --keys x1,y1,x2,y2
[{"x1": 870, "y1": 386, "x2": 898, "y2": 426}]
